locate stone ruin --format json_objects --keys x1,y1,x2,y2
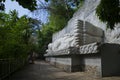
[{"x1": 45, "y1": 0, "x2": 120, "y2": 77}]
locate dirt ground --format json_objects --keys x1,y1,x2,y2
[{"x1": 7, "y1": 61, "x2": 120, "y2": 80}]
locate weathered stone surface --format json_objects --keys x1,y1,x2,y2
[
  {"x1": 45, "y1": 42, "x2": 100, "y2": 56},
  {"x1": 83, "y1": 54, "x2": 102, "y2": 77},
  {"x1": 83, "y1": 34, "x2": 103, "y2": 44},
  {"x1": 45, "y1": 56, "x2": 82, "y2": 72},
  {"x1": 79, "y1": 42, "x2": 99, "y2": 54},
  {"x1": 45, "y1": 47, "x2": 79, "y2": 56},
  {"x1": 46, "y1": 57, "x2": 72, "y2": 65},
  {"x1": 85, "y1": 65, "x2": 101, "y2": 78},
  {"x1": 105, "y1": 27, "x2": 120, "y2": 44},
  {"x1": 85, "y1": 21, "x2": 104, "y2": 37}
]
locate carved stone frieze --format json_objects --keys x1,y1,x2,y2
[
  {"x1": 79, "y1": 42, "x2": 99, "y2": 54},
  {"x1": 45, "y1": 42, "x2": 100, "y2": 57}
]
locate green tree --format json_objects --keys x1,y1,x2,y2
[
  {"x1": 0, "y1": 0, "x2": 37, "y2": 11},
  {"x1": 96, "y1": 0, "x2": 120, "y2": 29},
  {"x1": 0, "y1": 10, "x2": 37, "y2": 59},
  {"x1": 37, "y1": 24, "x2": 53, "y2": 59}
]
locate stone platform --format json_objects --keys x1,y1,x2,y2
[
  {"x1": 45, "y1": 47, "x2": 81, "y2": 72},
  {"x1": 45, "y1": 42, "x2": 101, "y2": 74}
]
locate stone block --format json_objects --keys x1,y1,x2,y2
[
  {"x1": 85, "y1": 65, "x2": 101, "y2": 78},
  {"x1": 83, "y1": 33, "x2": 102, "y2": 44},
  {"x1": 85, "y1": 21, "x2": 104, "y2": 37}
]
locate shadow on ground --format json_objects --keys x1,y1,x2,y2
[{"x1": 4, "y1": 61, "x2": 120, "y2": 80}]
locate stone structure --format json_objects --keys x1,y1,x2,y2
[
  {"x1": 45, "y1": 0, "x2": 120, "y2": 77},
  {"x1": 45, "y1": 20, "x2": 104, "y2": 76}
]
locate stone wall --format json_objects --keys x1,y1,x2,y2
[
  {"x1": 46, "y1": 54, "x2": 102, "y2": 76},
  {"x1": 83, "y1": 54, "x2": 102, "y2": 77},
  {"x1": 46, "y1": 57, "x2": 72, "y2": 72},
  {"x1": 46, "y1": 57, "x2": 71, "y2": 65},
  {"x1": 45, "y1": 56, "x2": 82, "y2": 72},
  {"x1": 83, "y1": 21, "x2": 104, "y2": 44}
]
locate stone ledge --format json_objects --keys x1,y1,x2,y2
[{"x1": 44, "y1": 47, "x2": 79, "y2": 57}]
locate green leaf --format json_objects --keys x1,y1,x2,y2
[{"x1": 45, "y1": 0, "x2": 49, "y2": 2}]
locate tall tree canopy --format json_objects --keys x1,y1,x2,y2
[
  {"x1": 96, "y1": 0, "x2": 120, "y2": 29},
  {"x1": 0, "y1": 10, "x2": 38, "y2": 59},
  {"x1": 0, "y1": 0, "x2": 37, "y2": 11}
]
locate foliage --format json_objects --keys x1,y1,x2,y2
[
  {"x1": 45, "y1": 0, "x2": 83, "y2": 8},
  {"x1": 0, "y1": 0, "x2": 37, "y2": 11},
  {"x1": 0, "y1": 10, "x2": 37, "y2": 59},
  {"x1": 37, "y1": 24, "x2": 53, "y2": 59},
  {"x1": 96, "y1": 0, "x2": 120, "y2": 29}
]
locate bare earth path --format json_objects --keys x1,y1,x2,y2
[{"x1": 9, "y1": 61, "x2": 120, "y2": 80}]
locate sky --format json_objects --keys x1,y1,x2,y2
[
  {"x1": 5, "y1": 0, "x2": 31, "y2": 17},
  {"x1": 4, "y1": 0, "x2": 48, "y2": 23}
]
